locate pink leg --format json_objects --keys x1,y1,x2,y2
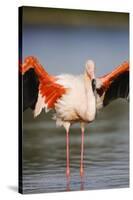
[
  {"x1": 80, "y1": 125, "x2": 84, "y2": 177},
  {"x1": 66, "y1": 130, "x2": 70, "y2": 177}
]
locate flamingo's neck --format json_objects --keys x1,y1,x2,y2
[
  {"x1": 84, "y1": 73, "x2": 92, "y2": 93},
  {"x1": 83, "y1": 73, "x2": 96, "y2": 121}
]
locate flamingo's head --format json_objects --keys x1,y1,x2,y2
[
  {"x1": 85, "y1": 60, "x2": 95, "y2": 80},
  {"x1": 85, "y1": 60, "x2": 96, "y2": 93}
]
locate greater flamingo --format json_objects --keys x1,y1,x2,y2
[{"x1": 20, "y1": 56, "x2": 129, "y2": 177}]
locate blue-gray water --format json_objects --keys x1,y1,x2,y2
[
  {"x1": 23, "y1": 100, "x2": 129, "y2": 194},
  {"x1": 22, "y1": 9, "x2": 129, "y2": 194}
]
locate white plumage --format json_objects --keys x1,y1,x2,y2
[{"x1": 55, "y1": 73, "x2": 96, "y2": 129}]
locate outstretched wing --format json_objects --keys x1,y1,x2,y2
[
  {"x1": 19, "y1": 56, "x2": 67, "y2": 117},
  {"x1": 97, "y1": 61, "x2": 129, "y2": 106}
]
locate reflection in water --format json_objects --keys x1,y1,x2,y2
[
  {"x1": 66, "y1": 176, "x2": 70, "y2": 191},
  {"x1": 80, "y1": 176, "x2": 84, "y2": 191},
  {"x1": 22, "y1": 100, "x2": 129, "y2": 194},
  {"x1": 66, "y1": 175, "x2": 84, "y2": 191}
]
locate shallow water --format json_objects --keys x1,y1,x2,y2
[{"x1": 22, "y1": 100, "x2": 129, "y2": 194}]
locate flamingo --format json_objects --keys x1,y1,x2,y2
[{"x1": 20, "y1": 56, "x2": 129, "y2": 177}]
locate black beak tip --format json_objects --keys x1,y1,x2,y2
[{"x1": 92, "y1": 79, "x2": 96, "y2": 92}]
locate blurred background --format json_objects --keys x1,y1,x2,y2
[
  {"x1": 21, "y1": 7, "x2": 129, "y2": 194},
  {"x1": 22, "y1": 7, "x2": 129, "y2": 76}
]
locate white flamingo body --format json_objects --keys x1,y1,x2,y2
[{"x1": 54, "y1": 74, "x2": 96, "y2": 128}]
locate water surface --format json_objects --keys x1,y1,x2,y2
[{"x1": 23, "y1": 100, "x2": 129, "y2": 193}]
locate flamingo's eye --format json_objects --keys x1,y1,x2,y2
[{"x1": 92, "y1": 79, "x2": 96, "y2": 92}]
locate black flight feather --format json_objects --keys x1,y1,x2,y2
[
  {"x1": 21, "y1": 69, "x2": 39, "y2": 111},
  {"x1": 103, "y1": 71, "x2": 129, "y2": 106}
]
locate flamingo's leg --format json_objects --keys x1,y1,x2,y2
[
  {"x1": 66, "y1": 129, "x2": 70, "y2": 177},
  {"x1": 80, "y1": 123, "x2": 85, "y2": 177},
  {"x1": 64, "y1": 122, "x2": 70, "y2": 177}
]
